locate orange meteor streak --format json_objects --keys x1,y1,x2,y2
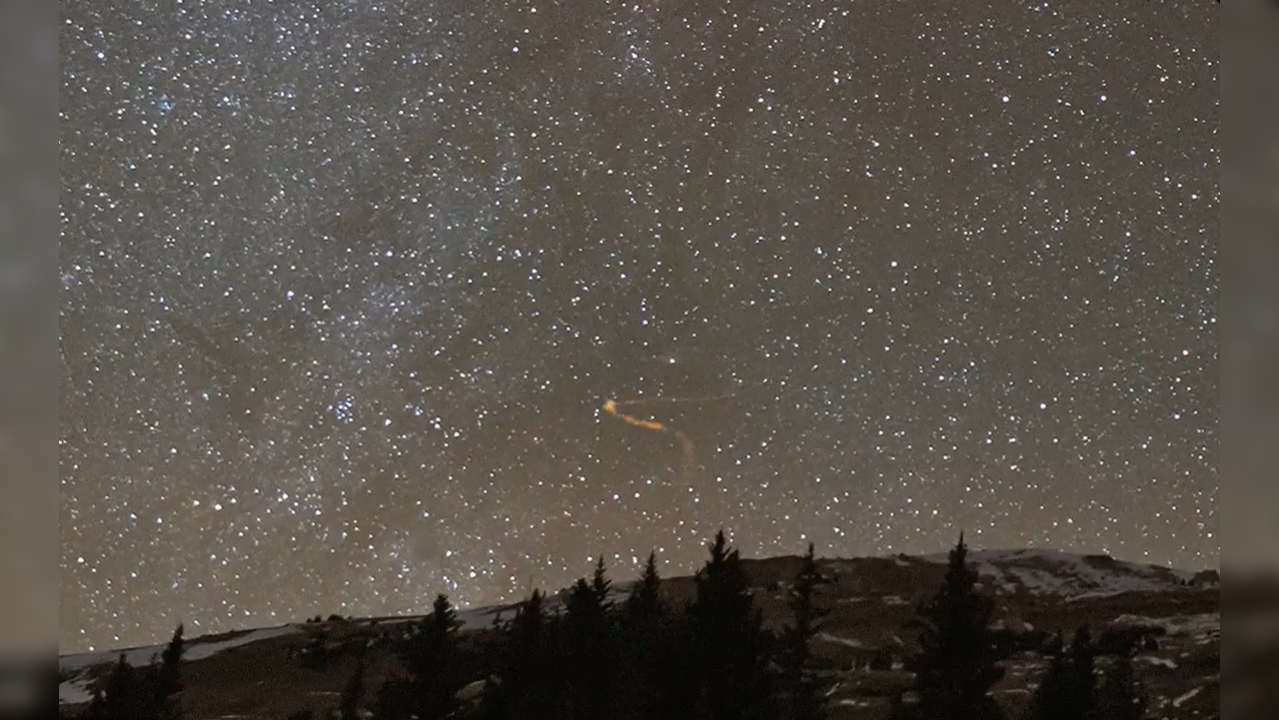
[
  {"x1": 603, "y1": 399, "x2": 666, "y2": 431},
  {"x1": 603, "y1": 397, "x2": 696, "y2": 473},
  {"x1": 601, "y1": 383, "x2": 808, "y2": 483}
]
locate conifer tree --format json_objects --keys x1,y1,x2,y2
[
  {"x1": 379, "y1": 593, "x2": 465, "y2": 720},
  {"x1": 626, "y1": 551, "x2": 663, "y2": 623},
  {"x1": 564, "y1": 561, "x2": 617, "y2": 720},
  {"x1": 910, "y1": 532, "x2": 1004, "y2": 720},
  {"x1": 155, "y1": 623, "x2": 184, "y2": 720},
  {"x1": 655, "y1": 612, "x2": 702, "y2": 720},
  {"x1": 690, "y1": 530, "x2": 779, "y2": 720},
  {"x1": 780, "y1": 543, "x2": 829, "y2": 720},
  {"x1": 566, "y1": 577, "x2": 607, "y2": 632},
  {"x1": 617, "y1": 550, "x2": 681, "y2": 720},
  {"x1": 480, "y1": 589, "x2": 559, "y2": 720},
  {"x1": 510, "y1": 588, "x2": 547, "y2": 652},
  {"x1": 592, "y1": 554, "x2": 614, "y2": 608},
  {"x1": 104, "y1": 654, "x2": 141, "y2": 720},
  {"x1": 98, "y1": 638, "x2": 182, "y2": 720}
]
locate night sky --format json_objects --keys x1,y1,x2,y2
[{"x1": 58, "y1": 0, "x2": 1218, "y2": 654}]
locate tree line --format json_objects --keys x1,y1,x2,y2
[
  {"x1": 84, "y1": 623, "x2": 184, "y2": 720},
  {"x1": 82, "y1": 532, "x2": 1150, "y2": 720}
]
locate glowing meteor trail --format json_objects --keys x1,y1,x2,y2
[
  {"x1": 601, "y1": 382, "x2": 813, "y2": 480},
  {"x1": 602, "y1": 398, "x2": 696, "y2": 473}
]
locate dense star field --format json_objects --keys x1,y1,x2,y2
[{"x1": 58, "y1": 1, "x2": 1217, "y2": 653}]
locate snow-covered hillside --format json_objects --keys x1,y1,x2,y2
[
  {"x1": 915, "y1": 548, "x2": 1199, "y2": 599},
  {"x1": 59, "y1": 625, "x2": 303, "y2": 703}
]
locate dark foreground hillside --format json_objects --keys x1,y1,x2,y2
[{"x1": 59, "y1": 535, "x2": 1220, "y2": 720}]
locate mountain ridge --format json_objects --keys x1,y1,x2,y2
[
  {"x1": 59, "y1": 544, "x2": 1221, "y2": 719},
  {"x1": 59, "y1": 547, "x2": 1217, "y2": 665}
]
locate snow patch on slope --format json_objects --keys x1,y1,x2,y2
[
  {"x1": 1111, "y1": 612, "x2": 1220, "y2": 638},
  {"x1": 59, "y1": 678, "x2": 94, "y2": 705},
  {"x1": 60, "y1": 625, "x2": 303, "y2": 674},
  {"x1": 818, "y1": 633, "x2": 867, "y2": 648},
  {"x1": 61, "y1": 643, "x2": 167, "y2": 674},
  {"x1": 917, "y1": 549, "x2": 1194, "y2": 599},
  {"x1": 1172, "y1": 686, "x2": 1203, "y2": 707},
  {"x1": 183, "y1": 625, "x2": 300, "y2": 662},
  {"x1": 60, "y1": 625, "x2": 305, "y2": 704}
]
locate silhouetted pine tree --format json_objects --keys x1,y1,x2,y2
[
  {"x1": 565, "y1": 576, "x2": 608, "y2": 639},
  {"x1": 104, "y1": 655, "x2": 144, "y2": 720},
  {"x1": 689, "y1": 530, "x2": 779, "y2": 720},
  {"x1": 626, "y1": 551, "x2": 663, "y2": 622},
  {"x1": 1096, "y1": 648, "x2": 1146, "y2": 720},
  {"x1": 98, "y1": 641, "x2": 182, "y2": 720},
  {"x1": 377, "y1": 593, "x2": 465, "y2": 720},
  {"x1": 563, "y1": 561, "x2": 618, "y2": 720},
  {"x1": 779, "y1": 543, "x2": 829, "y2": 720},
  {"x1": 910, "y1": 532, "x2": 1005, "y2": 720},
  {"x1": 614, "y1": 551, "x2": 687, "y2": 720},
  {"x1": 155, "y1": 623, "x2": 184, "y2": 720},
  {"x1": 592, "y1": 555, "x2": 615, "y2": 607},
  {"x1": 648, "y1": 611, "x2": 702, "y2": 720},
  {"x1": 479, "y1": 589, "x2": 560, "y2": 720}
]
